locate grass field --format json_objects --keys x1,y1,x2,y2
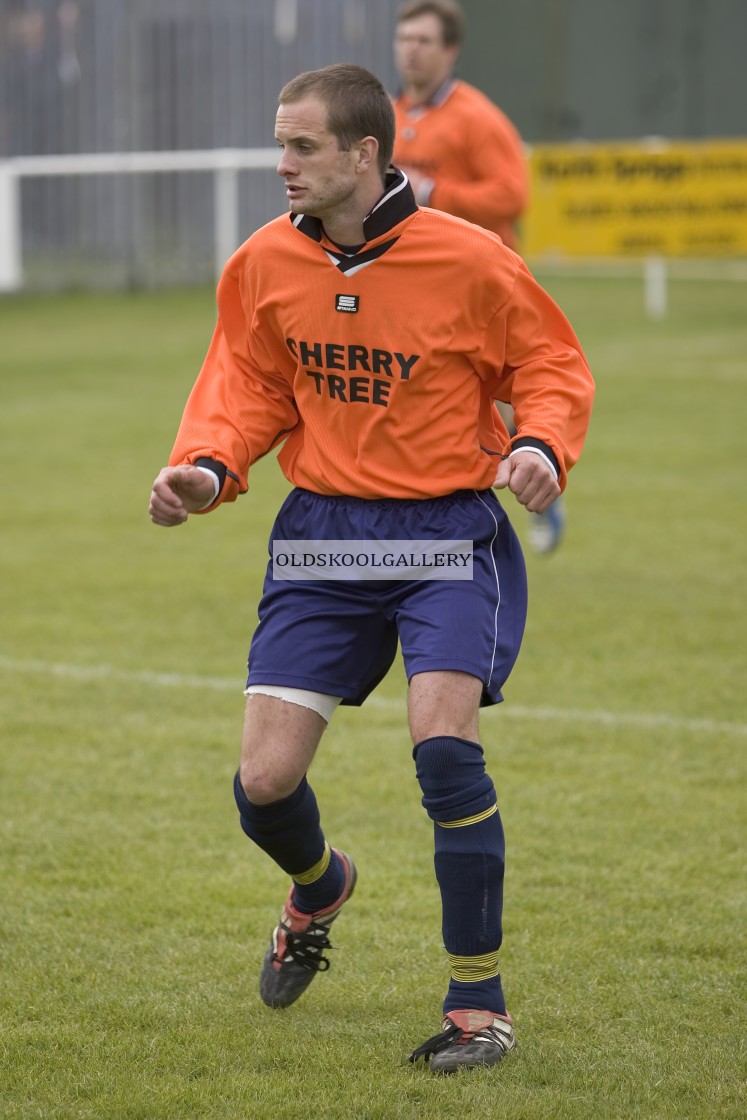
[{"x1": 1, "y1": 274, "x2": 745, "y2": 1119}]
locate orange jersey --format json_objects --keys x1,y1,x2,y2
[
  {"x1": 170, "y1": 173, "x2": 593, "y2": 505},
  {"x1": 392, "y1": 80, "x2": 528, "y2": 249}
]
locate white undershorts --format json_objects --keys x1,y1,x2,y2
[{"x1": 244, "y1": 684, "x2": 343, "y2": 723}]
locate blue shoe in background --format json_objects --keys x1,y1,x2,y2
[{"x1": 528, "y1": 496, "x2": 566, "y2": 555}]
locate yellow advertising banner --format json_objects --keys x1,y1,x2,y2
[{"x1": 522, "y1": 138, "x2": 747, "y2": 257}]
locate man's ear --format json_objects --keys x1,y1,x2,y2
[{"x1": 355, "y1": 135, "x2": 379, "y2": 173}]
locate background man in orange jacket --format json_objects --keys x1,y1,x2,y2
[
  {"x1": 392, "y1": 0, "x2": 566, "y2": 553},
  {"x1": 392, "y1": 0, "x2": 527, "y2": 250}
]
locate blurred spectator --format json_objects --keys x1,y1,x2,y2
[
  {"x1": 392, "y1": 0, "x2": 527, "y2": 250},
  {"x1": 392, "y1": 0, "x2": 565, "y2": 553}
]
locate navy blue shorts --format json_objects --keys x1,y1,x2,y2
[{"x1": 246, "y1": 488, "x2": 527, "y2": 707}]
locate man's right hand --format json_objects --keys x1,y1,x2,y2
[{"x1": 148, "y1": 465, "x2": 216, "y2": 526}]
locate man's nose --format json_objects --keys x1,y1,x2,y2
[{"x1": 277, "y1": 150, "x2": 294, "y2": 176}]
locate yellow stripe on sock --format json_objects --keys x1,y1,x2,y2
[
  {"x1": 437, "y1": 803, "x2": 498, "y2": 829},
  {"x1": 447, "y1": 950, "x2": 501, "y2": 983},
  {"x1": 292, "y1": 842, "x2": 331, "y2": 885}
]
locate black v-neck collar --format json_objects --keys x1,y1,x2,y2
[{"x1": 290, "y1": 167, "x2": 417, "y2": 246}]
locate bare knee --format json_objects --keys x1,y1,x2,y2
[
  {"x1": 237, "y1": 760, "x2": 299, "y2": 805},
  {"x1": 239, "y1": 693, "x2": 326, "y2": 805}
]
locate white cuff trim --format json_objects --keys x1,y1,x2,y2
[{"x1": 194, "y1": 465, "x2": 221, "y2": 509}]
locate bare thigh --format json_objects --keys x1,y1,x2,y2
[
  {"x1": 239, "y1": 693, "x2": 328, "y2": 804},
  {"x1": 407, "y1": 670, "x2": 483, "y2": 745}
]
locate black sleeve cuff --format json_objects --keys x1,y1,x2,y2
[
  {"x1": 194, "y1": 457, "x2": 240, "y2": 495},
  {"x1": 510, "y1": 437, "x2": 560, "y2": 477}
]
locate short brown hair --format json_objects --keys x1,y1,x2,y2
[
  {"x1": 279, "y1": 64, "x2": 395, "y2": 177},
  {"x1": 396, "y1": 0, "x2": 465, "y2": 47}
]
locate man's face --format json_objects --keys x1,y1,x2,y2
[
  {"x1": 275, "y1": 96, "x2": 358, "y2": 221},
  {"x1": 394, "y1": 12, "x2": 458, "y2": 92}
]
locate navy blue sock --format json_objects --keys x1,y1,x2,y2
[
  {"x1": 288, "y1": 844, "x2": 347, "y2": 915},
  {"x1": 414, "y1": 736, "x2": 507, "y2": 1016},
  {"x1": 233, "y1": 771, "x2": 345, "y2": 914}
]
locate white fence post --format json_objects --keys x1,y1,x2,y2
[
  {"x1": 644, "y1": 255, "x2": 668, "y2": 319},
  {"x1": 0, "y1": 165, "x2": 22, "y2": 292},
  {"x1": 214, "y1": 164, "x2": 240, "y2": 280}
]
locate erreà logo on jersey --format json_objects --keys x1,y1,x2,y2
[{"x1": 335, "y1": 294, "x2": 359, "y2": 313}]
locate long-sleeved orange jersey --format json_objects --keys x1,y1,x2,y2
[
  {"x1": 392, "y1": 79, "x2": 528, "y2": 249},
  {"x1": 170, "y1": 173, "x2": 593, "y2": 505}
]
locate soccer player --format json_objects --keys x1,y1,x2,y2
[
  {"x1": 392, "y1": 0, "x2": 566, "y2": 553},
  {"x1": 149, "y1": 63, "x2": 594, "y2": 1073}
]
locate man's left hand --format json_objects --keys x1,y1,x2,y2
[{"x1": 493, "y1": 451, "x2": 561, "y2": 513}]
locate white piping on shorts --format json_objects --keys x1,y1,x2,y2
[
  {"x1": 244, "y1": 685, "x2": 342, "y2": 723},
  {"x1": 471, "y1": 489, "x2": 501, "y2": 688}
]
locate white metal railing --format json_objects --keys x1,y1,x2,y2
[
  {"x1": 0, "y1": 147, "x2": 280, "y2": 292},
  {"x1": 2, "y1": 144, "x2": 744, "y2": 309}
]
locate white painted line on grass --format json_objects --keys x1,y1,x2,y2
[
  {"x1": 0, "y1": 655, "x2": 238, "y2": 692},
  {"x1": 1, "y1": 655, "x2": 745, "y2": 738}
]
